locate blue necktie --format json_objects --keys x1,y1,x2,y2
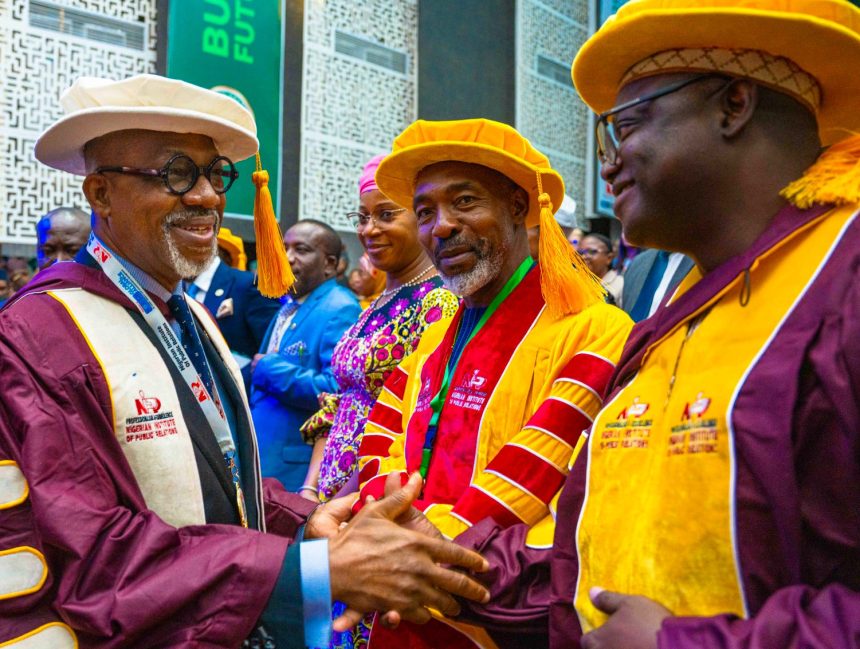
[
  {"x1": 185, "y1": 281, "x2": 202, "y2": 300},
  {"x1": 629, "y1": 250, "x2": 670, "y2": 323},
  {"x1": 167, "y1": 294, "x2": 214, "y2": 396},
  {"x1": 169, "y1": 296, "x2": 245, "y2": 526}
]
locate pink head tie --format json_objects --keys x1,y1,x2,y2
[{"x1": 358, "y1": 153, "x2": 387, "y2": 195}]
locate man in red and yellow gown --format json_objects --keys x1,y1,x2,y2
[{"x1": 355, "y1": 119, "x2": 634, "y2": 647}]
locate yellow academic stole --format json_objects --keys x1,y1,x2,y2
[{"x1": 573, "y1": 205, "x2": 856, "y2": 631}]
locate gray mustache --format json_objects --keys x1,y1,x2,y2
[
  {"x1": 435, "y1": 235, "x2": 473, "y2": 259},
  {"x1": 164, "y1": 210, "x2": 220, "y2": 227}
]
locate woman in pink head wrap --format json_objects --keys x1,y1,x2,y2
[{"x1": 300, "y1": 154, "x2": 460, "y2": 647}]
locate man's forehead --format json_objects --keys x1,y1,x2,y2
[
  {"x1": 46, "y1": 220, "x2": 89, "y2": 237},
  {"x1": 47, "y1": 209, "x2": 88, "y2": 228},
  {"x1": 414, "y1": 161, "x2": 508, "y2": 194},
  {"x1": 284, "y1": 222, "x2": 321, "y2": 244},
  {"x1": 615, "y1": 72, "x2": 698, "y2": 105}
]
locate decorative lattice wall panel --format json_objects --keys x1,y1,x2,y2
[
  {"x1": 0, "y1": 0, "x2": 157, "y2": 245},
  {"x1": 517, "y1": 0, "x2": 591, "y2": 226},
  {"x1": 300, "y1": 0, "x2": 417, "y2": 232}
]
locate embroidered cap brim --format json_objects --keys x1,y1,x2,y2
[{"x1": 572, "y1": 0, "x2": 860, "y2": 146}]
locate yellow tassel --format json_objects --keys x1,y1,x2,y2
[
  {"x1": 252, "y1": 153, "x2": 294, "y2": 298},
  {"x1": 536, "y1": 172, "x2": 606, "y2": 317},
  {"x1": 781, "y1": 133, "x2": 860, "y2": 209}
]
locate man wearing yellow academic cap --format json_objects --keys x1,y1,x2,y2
[
  {"x1": 354, "y1": 118, "x2": 633, "y2": 648},
  {"x1": 448, "y1": 1, "x2": 860, "y2": 648}
]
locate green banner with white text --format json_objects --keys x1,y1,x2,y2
[{"x1": 166, "y1": 0, "x2": 283, "y2": 220}]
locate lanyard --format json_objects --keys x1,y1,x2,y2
[
  {"x1": 419, "y1": 257, "x2": 534, "y2": 478},
  {"x1": 86, "y1": 234, "x2": 248, "y2": 527}
]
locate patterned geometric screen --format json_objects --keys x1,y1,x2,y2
[
  {"x1": 517, "y1": 0, "x2": 592, "y2": 226},
  {"x1": 0, "y1": 0, "x2": 157, "y2": 245},
  {"x1": 299, "y1": 0, "x2": 418, "y2": 232}
]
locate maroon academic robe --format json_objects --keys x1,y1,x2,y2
[
  {"x1": 0, "y1": 262, "x2": 315, "y2": 647},
  {"x1": 455, "y1": 201, "x2": 860, "y2": 648}
]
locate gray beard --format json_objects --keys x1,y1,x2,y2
[
  {"x1": 438, "y1": 243, "x2": 506, "y2": 297},
  {"x1": 161, "y1": 211, "x2": 219, "y2": 280}
]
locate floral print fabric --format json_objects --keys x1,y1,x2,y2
[{"x1": 317, "y1": 277, "x2": 459, "y2": 502}]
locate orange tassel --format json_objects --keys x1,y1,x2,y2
[
  {"x1": 536, "y1": 172, "x2": 605, "y2": 317},
  {"x1": 252, "y1": 153, "x2": 294, "y2": 298},
  {"x1": 781, "y1": 133, "x2": 860, "y2": 209}
]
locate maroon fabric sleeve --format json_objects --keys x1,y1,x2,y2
[
  {"x1": 657, "y1": 218, "x2": 860, "y2": 649},
  {"x1": 659, "y1": 584, "x2": 860, "y2": 649},
  {"x1": 453, "y1": 518, "x2": 552, "y2": 638},
  {"x1": 0, "y1": 296, "x2": 292, "y2": 647},
  {"x1": 262, "y1": 477, "x2": 317, "y2": 536}
]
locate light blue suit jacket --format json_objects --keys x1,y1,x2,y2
[{"x1": 250, "y1": 278, "x2": 360, "y2": 490}]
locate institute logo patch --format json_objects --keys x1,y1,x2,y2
[
  {"x1": 616, "y1": 396, "x2": 650, "y2": 420},
  {"x1": 135, "y1": 390, "x2": 162, "y2": 415},
  {"x1": 124, "y1": 391, "x2": 178, "y2": 443},
  {"x1": 681, "y1": 393, "x2": 711, "y2": 420},
  {"x1": 449, "y1": 369, "x2": 489, "y2": 412},
  {"x1": 601, "y1": 396, "x2": 652, "y2": 450},
  {"x1": 669, "y1": 392, "x2": 719, "y2": 456}
]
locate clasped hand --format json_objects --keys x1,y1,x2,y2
[
  {"x1": 580, "y1": 587, "x2": 672, "y2": 649},
  {"x1": 304, "y1": 472, "x2": 490, "y2": 632}
]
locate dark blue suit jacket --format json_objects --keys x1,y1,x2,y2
[
  {"x1": 250, "y1": 278, "x2": 361, "y2": 490},
  {"x1": 622, "y1": 249, "x2": 694, "y2": 321},
  {"x1": 202, "y1": 261, "x2": 280, "y2": 360}
]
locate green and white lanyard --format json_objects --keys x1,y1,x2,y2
[{"x1": 419, "y1": 257, "x2": 534, "y2": 478}]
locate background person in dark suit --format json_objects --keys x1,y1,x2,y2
[
  {"x1": 250, "y1": 219, "x2": 361, "y2": 491},
  {"x1": 622, "y1": 248, "x2": 694, "y2": 322},
  {"x1": 186, "y1": 230, "x2": 281, "y2": 368}
]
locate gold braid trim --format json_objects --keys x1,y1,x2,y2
[{"x1": 622, "y1": 47, "x2": 821, "y2": 115}]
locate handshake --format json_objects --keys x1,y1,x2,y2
[{"x1": 303, "y1": 472, "x2": 490, "y2": 632}]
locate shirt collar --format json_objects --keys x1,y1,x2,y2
[
  {"x1": 193, "y1": 257, "x2": 220, "y2": 292},
  {"x1": 91, "y1": 234, "x2": 177, "y2": 302}
]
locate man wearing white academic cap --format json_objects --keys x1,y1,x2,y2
[{"x1": 0, "y1": 74, "x2": 489, "y2": 648}]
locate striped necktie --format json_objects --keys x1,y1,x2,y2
[
  {"x1": 185, "y1": 281, "x2": 202, "y2": 301},
  {"x1": 629, "y1": 250, "x2": 670, "y2": 323},
  {"x1": 267, "y1": 296, "x2": 300, "y2": 353}
]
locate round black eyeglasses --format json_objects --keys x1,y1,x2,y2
[{"x1": 95, "y1": 153, "x2": 239, "y2": 195}]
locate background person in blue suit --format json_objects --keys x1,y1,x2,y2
[
  {"x1": 187, "y1": 246, "x2": 281, "y2": 368},
  {"x1": 250, "y1": 219, "x2": 361, "y2": 490}
]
